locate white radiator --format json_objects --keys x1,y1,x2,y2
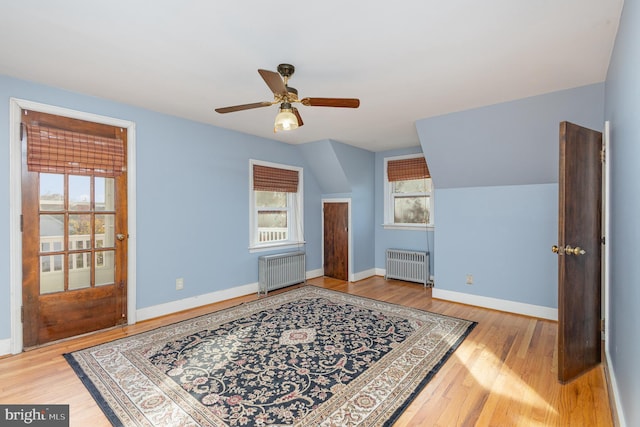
[
  {"x1": 385, "y1": 249, "x2": 430, "y2": 287},
  {"x1": 258, "y1": 251, "x2": 306, "y2": 294}
]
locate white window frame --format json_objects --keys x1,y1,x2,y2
[
  {"x1": 383, "y1": 153, "x2": 434, "y2": 230},
  {"x1": 249, "y1": 159, "x2": 304, "y2": 252}
]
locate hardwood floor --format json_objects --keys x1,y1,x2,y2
[{"x1": 0, "y1": 276, "x2": 613, "y2": 426}]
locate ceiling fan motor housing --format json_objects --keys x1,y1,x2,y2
[{"x1": 277, "y1": 63, "x2": 295, "y2": 78}]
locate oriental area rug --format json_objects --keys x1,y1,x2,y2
[{"x1": 65, "y1": 286, "x2": 476, "y2": 427}]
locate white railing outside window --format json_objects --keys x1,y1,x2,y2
[
  {"x1": 40, "y1": 234, "x2": 106, "y2": 273},
  {"x1": 258, "y1": 227, "x2": 288, "y2": 242}
]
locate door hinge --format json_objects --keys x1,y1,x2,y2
[
  {"x1": 20, "y1": 214, "x2": 23, "y2": 232},
  {"x1": 21, "y1": 306, "x2": 24, "y2": 323},
  {"x1": 601, "y1": 236, "x2": 606, "y2": 245},
  {"x1": 601, "y1": 319, "x2": 605, "y2": 332},
  {"x1": 600, "y1": 149, "x2": 606, "y2": 163}
]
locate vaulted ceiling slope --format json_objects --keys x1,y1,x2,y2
[
  {"x1": 418, "y1": 83, "x2": 606, "y2": 188},
  {"x1": 0, "y1": 1, "x2": 623, "y2": 152}
]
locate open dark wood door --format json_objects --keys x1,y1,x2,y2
[
  {"x1": 556, "y1": 121, "x2": 602, "y2": 383},
  {"x1": 323, "y1": 202, "x2": 348, "y2": 281}
]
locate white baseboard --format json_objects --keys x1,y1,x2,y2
[
  {"x1": 305, "y1": 267, "x2": 375, "y2": 283},
  {"x1": 375, "y1": 268, "x2": 385, "y2": 277},
  {"x1": 306, "y1": 269, "x2": 324, "y2": 280},
  {"x1": 432, "y1": 288, "x2": 558, "y2": 320},
  {"x1": 604, "y1": 350, "x2": 626, "y2": 427},
  {"x1": 0, "y1": 338, "x2": 11, "y2": 357},
  {"x1": 352, "y1": 268, "x2": 376, "y2": 282},
  {"x1": 136, "y1": 282, "x2": 258, "y2": 322},
  {"x1": 137, "y1": 268, "x2": 323, "y2": 323}
]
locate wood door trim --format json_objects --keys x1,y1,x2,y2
[
  {"x1": 322, "y1": 199, "x2": 351, "y2": 281},
  {"x1": 8, "y1": 98, "x2": 137, "y2": 354}
]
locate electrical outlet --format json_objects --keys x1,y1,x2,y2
[
  {"x1": 176, "y1": 278, "x2": 184, "y2": 290},
  {"x1": 465, "y1": 274, "x2": 473, "y2": 285}
]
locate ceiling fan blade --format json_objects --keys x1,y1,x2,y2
[
  {"x1": 300, "y1": 97, "x2": 360, "y2": 108},
  {"x1": 293, "y1": 107, "x2": 304, "y2": 127},
  {"x1": 215, "y1": 101, "x2": 272, "y2": 114},
  {"x1": 258, "y1": 69, "x2": 288, "y2": 96}
]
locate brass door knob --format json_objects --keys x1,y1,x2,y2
[
  {"x1": 564, "y1": 245, "x2": 586, "y2": 256},
  {"x1": 116, "y1": 233, "x2": 127, "y2": 241},
  {"x1": 552, "y1": 245, "x2": 559, "y2": 253}
]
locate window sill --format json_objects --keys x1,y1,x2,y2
[
  {"x1": 249, "y1": 241, "x2": 306, "y2": 254},
  {"x1": 382, "y1": 224, "x2": 434, "y2": 231}
]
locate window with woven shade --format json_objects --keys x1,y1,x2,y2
[
  {"x1": 250, "y1": 160, "x2": 304, "y2": 250},
  {"x1": 384, "y1": 154, "x2": 433, "y2": 227}
]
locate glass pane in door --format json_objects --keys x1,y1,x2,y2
[
  {"x1": 96, "y1": 214, "x2": 115, "y2": 248},
  {"x1": 69, "y1": 175, "x2": 91, "y2": 211},
  {"x1": 39, "y1": 173, "x2": 64, "y2": 211},
  {"x1": 69, "y1": 214, "x2": 92, "y2": 249},
  {"x1": 69, "y1": 252, "x2": 91, "y2": 290},
  {"x1": 95, "y1": 250, "x2": 115, "y2": 286},
  {"x1": 40, "y1": 214, "x2": 64, "y2": 252},
  {"x1": 40, "y1": 254, "x2": 64, "y2": 294},
  {"x1": 95, "y1": 177, "x2": 115, "y2": 211}
]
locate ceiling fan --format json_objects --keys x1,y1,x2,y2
[{"x1": 215, "y1": 63, "x2": 360, "y2": 132}]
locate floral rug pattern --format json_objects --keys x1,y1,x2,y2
[{"x1": 65, "y1": 286, "x2": 476, "y2": 426}]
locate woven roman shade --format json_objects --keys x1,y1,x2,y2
[
  {"x1": 26, "y1": 124, "x2": 125, "y2": 177},
  {"x1": 387, "y1": 156, "x2": 430, "y2": 181},
  {"x1": 253, "y1": 164, "x2": 299, "y2": 193}
]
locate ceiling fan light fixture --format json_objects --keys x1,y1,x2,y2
[
  {"x1": 274, "y1": 103, "x2": 298, "y2": 132},
  {"x1": 215, "y1": 64, "x2": 359, "y2": 131}
]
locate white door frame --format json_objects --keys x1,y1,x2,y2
[
  {"x1": 321, "y1": 198, "x2": 353, "y2": 281},
  {"x1": 603, "y1": 121, "x2": 611, "y2": 346},
  {"x1": 8, "y1": 98, "x2": 138, "y2": 354}
]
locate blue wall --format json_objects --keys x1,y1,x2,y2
[
  {"x1": 298, "y1": 139, "x2": 351, "y2": 194},
  {"x1": 299, "y1": 139, "x2": 377, "y2": 276},
  {"x1": 417, "y1": 84, "x2": 605, "y2": 310},
  {"x1": 330, "y1": 140, "x2": 376, "y2": 275},
  {"x1": 435, "y1": 184, "x2": 557, "y2": 306},
  {"x1": 133, "y1": 120, "x2": 324, "y2": 309},
  {"x1": 0, "y1": 74, "x2": 325, "y2": 340},
  {"x1": 604, "y1": 0, "x2": 640, "y2": 424}
]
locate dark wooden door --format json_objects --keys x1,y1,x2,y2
[
  {"x1": 556, "y1": 121, "x2": 602, "y2": 383},
  {"x1": 323, "y1": 202, "x2": 348, "y2": 281},
  {"x1": 21, "y1": 110, "x2": 128, "y2": 348}
]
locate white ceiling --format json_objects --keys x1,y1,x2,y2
[{"x1": 0, "y1": 1, "x2": 623, "y2": 152}]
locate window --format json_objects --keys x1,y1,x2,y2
[
  {"x1": 384, "y1": 154, "x2": 433, "y2": 228},
  {"x1": 249, "y1": 160, "x2": 304, "y2": 251}
]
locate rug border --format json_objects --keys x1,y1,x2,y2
[
  {"x1": 382, "y1": 319, "x2": 477, "y2": 426},
  {"x1": 64, "y1": 352, "x2": 124, "y2": 427},
  {"x1": 63, "y1": 284, "x2": 478, "y2": 426}
]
